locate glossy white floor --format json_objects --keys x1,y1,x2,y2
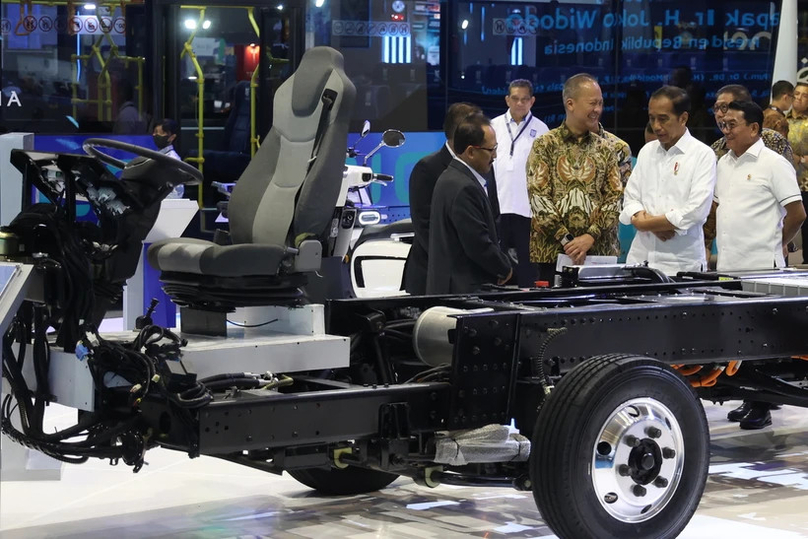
[{"x1": 1, "y1": 400, "x2": 808, "y2": 538}]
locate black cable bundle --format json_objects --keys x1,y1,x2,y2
[
  {"x1": 0, "y1": 318, "x2": 213, "y2": 471},
  {"x1": 1, "y1": 318, "x2": 142, "y2": 467},
  {"x1": 7, "y1": 204, "x2": 95, "y2": 347}
]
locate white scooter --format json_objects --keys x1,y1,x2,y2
[{"x1": 338, "y1": 122, "x2": 412, "y2": 299}]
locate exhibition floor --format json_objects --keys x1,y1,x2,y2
[{"x1": 1, "y1": 402, "x2": 808, "y2": 538}]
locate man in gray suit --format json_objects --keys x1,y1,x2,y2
[{"x1": 426, "y1": 115, "x2": 512, "y2": 294}]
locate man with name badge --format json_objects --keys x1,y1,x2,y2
[{"x1": 491, "y1": 79, "x2": 549, "y2": 287}]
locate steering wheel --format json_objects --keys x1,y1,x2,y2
[{"x1": 82, "y1": 138, "x2": 203, "y2": 185}]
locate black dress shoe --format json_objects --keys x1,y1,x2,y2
[
  {"x1": 739, "y1": 408, "x2": 772, "y2": 430},
  {"x1": 727, "y1": 401, "x2": 752, "y2": 422}
]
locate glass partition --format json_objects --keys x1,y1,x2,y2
[{"x1": 1, "y1": 0, "x2": 149, "y2": 134}]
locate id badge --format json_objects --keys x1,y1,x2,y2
[{"x1": 506, "y1": 156, "x2": 515, "y2": 172}]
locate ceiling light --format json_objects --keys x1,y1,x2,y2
[
  {"x1": 202, "y1": 20, "x2": 211, "y2": 29},
  {"x1": 461, "y1": 19, "x2": 469, "y2": 30},
  {"x1": 83, "y1": 3, "x2": 97, "y2": 10},
  {"x1": 184, "y1": 19, "x2": 197, "y2": 30},
  {"x1": 315, "y1": 0, "x2": 325, "y2": 7}
]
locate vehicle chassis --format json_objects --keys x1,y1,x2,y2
[{"x1": 149, "y1": 276, "x2": 808, "y2": 537}]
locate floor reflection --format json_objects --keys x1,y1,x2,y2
[{"x1": 2, "y1": 403, "x2": 808, "y2": 538}]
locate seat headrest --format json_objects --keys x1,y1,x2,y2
[{"x1": 291, "y1": 47, "x2": 345, "y2": 116}]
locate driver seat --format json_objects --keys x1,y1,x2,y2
[{"x1": 146, "y1": 47, "x2": 356, "y2": 328}]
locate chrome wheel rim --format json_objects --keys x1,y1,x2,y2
[{"x1": 591, "y1": 397, "x2": 685, "y2": 523}]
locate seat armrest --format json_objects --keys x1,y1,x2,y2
[{"x1": 292, "y1": 239, "x2": 322, "y2": 272}]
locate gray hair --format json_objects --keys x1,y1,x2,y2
[{"x1": 563, "y1": 73, "x2": 599, "y2": 102}]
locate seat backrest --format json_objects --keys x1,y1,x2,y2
[{"x1": 228, "y1": 47, "x2": 356, "y2": 248}]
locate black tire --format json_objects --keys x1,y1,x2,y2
[
  {"x1": 287, "y1": 466, "x2": 399, "y2": 495},
  {"x1": 530, "y1": 354, "x2": 709, "y2": 539}
]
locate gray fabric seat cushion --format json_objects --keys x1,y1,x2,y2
[{"x1": 148, "y1": 238, "x2": 287, "y2": 277}]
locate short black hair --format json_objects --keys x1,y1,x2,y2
[
  {"x1": 452, "y1": 113, "x2": 491, "y2": 155},
  {"x1": 156, "y1": 118, "x2": 178, "y2": 136},
  {"x1": 727, "y1": 100, "x2": 764, "y2": 131},
  {"x1": 650, "y1": 85, "x2": 691, "y2": 116},
  {"x1": 508, "y1": 79, "x2": 533, "y2": 96},
  {"x1": 443, "y1": 102, "x2": 482, "y2": 140},
  {"x1": 771, "y1": 80, "x2": 795, "y2": 100},
  {"x1": 716, "y1": 84, "x2": 752, "y2": 102}
]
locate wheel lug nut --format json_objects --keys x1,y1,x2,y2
[
  {"x1": 624, "y1": 435, "x2": 640, "y2": 447},
  {"x1": 654, "y1": 476, "x2": 669, "y2": 488},
  {"x1": 632, "y1": 484, "x2": 647, "y2": 497},
  {"x1": 646, "y1": 426, "x2": 662, "y2": 439},
  {"x1": 618, "y1": 464, "x2": 630, "y2": 476},
  {"x1": 662, "y1": 447, "x2": 676, "y2": 459}
]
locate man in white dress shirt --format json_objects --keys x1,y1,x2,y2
[
  {"x1": 620, "y1": 86, "x2": 716, "y2": 275},
  {"x1": 714, "y1": 101, "x2": 806, "y2": 430},
  {"x1": 491, "y1": 80, "x2": 549, "y2": 287},
  {"x1": 715, "y1": 100, "x2": 805, "y2": 272}
]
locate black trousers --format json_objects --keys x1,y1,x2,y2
[{"x1": 499, "y1": 214, "x2": 537, "y2": 287}]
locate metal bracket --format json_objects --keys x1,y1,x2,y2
[{"x1": 333, "y1": 447, "x2": 352, "y2": 469}]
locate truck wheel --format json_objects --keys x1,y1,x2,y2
[
  {"x1": 530, "y1": 354, "x2": 709, "y2": 539},
  {"x1": 287, "y1": 466, "x2": 399, "y2": 495}
]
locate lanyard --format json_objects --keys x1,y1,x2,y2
[{"x1": 506, "y1": 113, "x2": 532, "y2": 157}]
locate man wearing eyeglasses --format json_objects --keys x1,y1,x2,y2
[
  {"x1": 426, "y1": 114, "x2": 512, "y2": 294},
  {"x1": 526, "y1": 73, "x2": 622, "y2": 284},
  {"x1": 703, "y1": 85, "x2": 795, "y2": 265},
  {"x1": 403, "y1": 102, "x2": 482, "y2": 295},
  {"x1": 620, "y1": 85, "x2": 716, "y2": 275},
  {"x1": 491, "y1": 79, "x2": 549, "y2": 287},
  {"x1": 714, "y1": 100, "x2": 805, "y2": 429}
]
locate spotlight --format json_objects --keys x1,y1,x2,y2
[
  {"x1": 202, "y1": 20, "x2": 211, "y2": 29},
  {"x1": 315, "y1": 0, "x2": 325, "y2": 6},
  {"x1": 184, "y1": 19, "x2": 197, "y2": 30},
  {"x1": 461, "y1": 19, "x2": 469, "y2": 30},
  {"x1": 83, "y1": 3, "x2": 97, "y2": 10}
]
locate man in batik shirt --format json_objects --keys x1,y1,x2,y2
[
  {"x1": 594, "y1": 122, "x2": 632, "y2": 187},
  {"x1": 526, "y1": 73, "x2": 623, "y2": 283}
]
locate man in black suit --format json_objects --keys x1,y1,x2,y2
[
  {"x1": 426, "y1": 115, "x2": 512, "y2": 294},
  {"x1": 403, "y1": 102, "x2": 501, "y2": 295}
]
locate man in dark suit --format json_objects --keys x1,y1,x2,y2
[
  {"x1": 403, "y1": 102, "x2": 501, "y2": 295},
  {"x1": 426, "y1": 115, "x2": 512, "y2": 294}
]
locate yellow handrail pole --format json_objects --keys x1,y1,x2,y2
[
  {"x1": 180, "y1": 8, "x2": 207, "y2": 207},
  {"x1": 14, "y1": 1, "x2": 33, "y2": 37},
  {"x1": 90, "y1": 35, "x2": 111, "y2": 120},
  {"x1": 247, "y1": 7, "x2": 260, "y2": 157},
  {"x1": 70, "y1": 54, "x2": 101, "y2": 112},
  {"x1": 99, "y1": 17, "x2": 119, "y2": 121}
]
